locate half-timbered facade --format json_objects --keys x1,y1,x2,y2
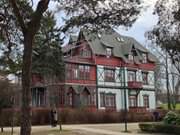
[{"x1": 31, "y1": 29, "x2": 157, "y2": 111}]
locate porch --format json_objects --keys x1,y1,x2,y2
[{"x1": 65, "y1": 85, "x2": 97, "y2": 109}]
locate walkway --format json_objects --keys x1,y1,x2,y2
[{"x1": 2, "y1": 123, "x2": 166, "y2": 135}]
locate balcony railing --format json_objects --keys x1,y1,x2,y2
[{"x1": 128, "y1": 81, "x2": 143, "y2": 89}]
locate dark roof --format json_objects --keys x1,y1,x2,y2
[
  {"x1": 69, "y1": 35, "x2": 78, "y2": 44},
  {"x1": 63, "y1": 29, "x2": 158, "y2": 63}
]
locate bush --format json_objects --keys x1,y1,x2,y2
[
  {"x1": 139, "y1": 123, "x2": 180, "y2": 135},
  {"x1": 0, "y1": 108, "x2": 159, "y2": 126},
  {"x1": 175, "y1": 114, "x2": 180, "y2": 125},
  {"x1": 139, "y1": 123, "x2": 156, "y2": 132},
  {"x1": 163, "y1": 111, "x2": 178, "y2": 125}
]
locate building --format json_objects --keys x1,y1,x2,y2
[{"x1": 31, "y1": 29, "x2": 157, "y2": 111}]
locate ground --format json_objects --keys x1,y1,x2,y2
[{"x1": 0, "y1": 123, "x2": 167, "y2": 135}]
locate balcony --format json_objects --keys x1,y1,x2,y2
[{"x1": 128, "y1": 81, "x2": 143, "y2": 89}]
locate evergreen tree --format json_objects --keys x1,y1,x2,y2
[
  {"x1": 32, "y1": 12, "x2": 64, "y2": 81},
  {"x1": 0, "y1": 0, "x2": 141, "y2": 135}
]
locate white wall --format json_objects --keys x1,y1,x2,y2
[
  {"x1": 138, "y1": 90, "x2": 156, "y2": 110},
  {"x1": 142, "y1": 71, "x2": 155, "y2": 89},
  {"x1": 97, "y1": 65, "x2": 123, "y2": 87},
  {"x1": 98, "y1": 88, "x2": 124, "y2": 111},
  {"x1": 97, "y1": 66, "x2": 156, "y2": 110}
]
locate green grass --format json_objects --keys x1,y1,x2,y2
[{"x1": 160, "y1": 103, "x2": 180, "y2": 110}]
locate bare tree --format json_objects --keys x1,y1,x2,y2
[{"x1": 0, "y1": 0, "x2": 141, "y2": 135}]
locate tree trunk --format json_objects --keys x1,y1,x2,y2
[
  {"x1": 0, "y1": 110, "x2": 3, "y2": 132},
  {"x1": 20, "y1": 33, "x2": 33, "y2": 135}
]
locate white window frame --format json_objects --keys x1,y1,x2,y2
[{"x1": 106, "y1": 48, "x2": 112, "y2": 57}]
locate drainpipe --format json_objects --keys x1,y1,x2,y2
[
  {"x1": 123, "y1": 67, "x2": 128, "y2": 132},
  {"x1": 96, "y1": 65, "x2": 98, "y2": 109}
]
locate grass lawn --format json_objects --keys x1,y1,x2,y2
[{"x1": 160, "y1": 103, "x2": 180, "y2": 110}]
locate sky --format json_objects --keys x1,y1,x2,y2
[
  {"x1": 117, "y1": 0, "x2": 158, "y2": 45},
  {"x1": 32, "y1": 0, "x2": 158, "y2": 46}
]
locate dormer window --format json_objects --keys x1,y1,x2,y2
[
  {"x1": 106, "y1": 48, "x2": 112, "y2": 58},
  {"x1": 116, "y1": 37, "x2": 124, "y2": 42},
  {"x1": 128, "y1": 52, "x2": 134, "y2": 61},
  {"x1": 80, "y1": 49, "x2": 91, "y2": 58},
  {"x1": 97, "y1": 33, "x2": 102, "y2": 38},
  {"x1": 142, "y1": 53, "x2": 147, "y2": 63}
]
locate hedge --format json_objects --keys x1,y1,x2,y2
[
  {"x1": 139, "y1": 123, "x2": 180, "y2": 134},
  {"x1": 0, "y1": 108, "x2": 166, "y2": 126}
]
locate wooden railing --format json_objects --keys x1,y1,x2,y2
[{"x1": 128, "y1": 81, "x2": 143, "y2": 89}]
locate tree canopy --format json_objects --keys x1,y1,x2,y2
[
  {"x1": 32, "y1": 12, "x2": 64, "y2": 81},
  {"x1": 0, "y1": 0, "x2": 142, "y2": 135},
  {"x1": 147, "y1": 0, "x2": 180, "y2": 73}
]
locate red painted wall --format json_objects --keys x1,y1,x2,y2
[
  {"x1": 32, "y1": 74, "x2": 44, "y2": 85},
  {"x1": 124, "y1": 62, "x2": 156, "y2": 71},
  {"x1": 65, "y1": 64, "x2": 96, "y2": 85},
  {"x1": 94, "y1": 55, "x2": 123, "y2": 67}
]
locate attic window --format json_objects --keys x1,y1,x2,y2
[
  {"x1": 128, "y1": 52, "x2": 134, "y2": 61},
  {"x1": 142, "y1": 53, "x2": 147, "y2": 63},
  {"x1": 106, "y1": 48, "x2": 112, "y2": 58},
  {"x1": 97, "y1": 33, "x2": 102, "y2": 38},
  {"x1": 116, "y1": 37, "x2": 124, "y2": 42}
]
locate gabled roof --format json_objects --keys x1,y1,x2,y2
[
  {"x1": 69, "y1": 35, "x2": 78, "y2": 44},
  {"x1": 64, "y1": 28, "x2": 158, "y2": 63}
]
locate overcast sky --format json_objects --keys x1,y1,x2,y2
[
  {"x1": 117, "y1": 0, "x2": 158, "y2": 45},
  {"x1": 34, "y1": 0, "x2": 158, "y2": 45}
]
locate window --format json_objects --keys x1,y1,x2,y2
[
  {"x1": 142, "y1": 53, "x2": 147, "y2": 63},
  {"x1": 128, "y1": 71, "x2": 136, "y2": 81},
  {"x1": 105, "y1": 94, "x2": 116, "y2": 107},
  {"x1": 80, "y1": 49, "x2": 91, "y2": 58},
  {"x1": 91, "y1": 94, "x2": 96, "y2": 105},
  {"x1": 116, "y1": 37, "x2": 124, "y2": 42},
  {"x1": 143, "y1": 95, "x2": 149, "y2": 108},
  {"x1": 66, "y1": 64, "x2": 72, "y2": 79},
  {"x1": 100, "y1": 93, "x2": 105, "y2": 107},
  {"x1": 66, "y1": 64, "x2": 90, "y2": 80},
  {"x1": 84, "y1": 65, "x2": 90, "y2": 79},
  {"x1": 79, "y1": 65, "x2": 90, "y2": 80},
  {"x1": 128, "y1": 52, "x2": 134, "y2": 61},
  {"x1": 97, "y1": 33, "x2": 102, "y2": 38},
  {"x1": 104, "y1": 68, "x2": 115, "y2": 82},
  {"x1": 129, "y1": 96, "x2": 137, "y2": 107},
  {"x1": 142, "y1": 72, "x2": 148, "y2": 85},
  {"x1": 67, "y1": 93, "x2": 73, "y2": 106},
  {"x1": 106, "y1": 48, "x2": 112, "y2": 57},
  {"x1": 79, "y1": 65, "x2": 84, "y2": 79},
  {"x1": 100, "y1": 93, "x2": 116, "y2": 108},
  {"x1": 73, "y1": 68, "x2": 78, "y2": 79},
  {"x1": 31, "y1": 88, "x2": 46, "y2": 107}
]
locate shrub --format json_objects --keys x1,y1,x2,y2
[
  {"x1": 175, "y1": 114, "x2": 180, "y2": 125},
  {"x1": 139, "y1": 123, "x2": 156, "y2": 132},
  {"x1": 139, "y1": 123, "x2": 180, "y2": 135},
  {"x1": 1, "y1": 108, "x2": 159, "y2": 126},
  {"x1": 163, "y1": 111, "x2": 179, "y2": 125}
]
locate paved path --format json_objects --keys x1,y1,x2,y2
[
  {"x1": 62, "y1": 123, "x2": 166, "y2": 135},
  {"x1": 2, "y1": 123, "x2": 166, "y2": 135}
]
